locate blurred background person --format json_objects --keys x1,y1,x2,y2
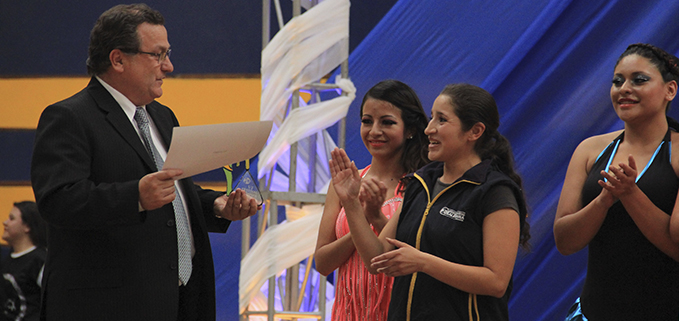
[{"x1": 0, "y1": 201, "x2": 47, "y2": 321}]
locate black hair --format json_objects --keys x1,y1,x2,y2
[
  {"x1": 439, "y1": 83, "x2": 530, "y2": 248},
  {"x1": 12, "y1": 201, "x2": 47, "y2": 249},
  {"x1": 360, "y1": 80, "x2": 430, "y2": 179},
  {"x1": 87, "y1": 3, "x2": 165, "y2": 75}
]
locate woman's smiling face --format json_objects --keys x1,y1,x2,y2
[
  {"x1": 360, "y1": 98, "x2": 407, "y2": 160},
  {"x1": 611, "y1": 54, "x2": 676, "y2": 123},
  {"x1": 424, "y1": 95, "x2": 469, "y2": 162}
]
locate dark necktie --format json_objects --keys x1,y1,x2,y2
[{"x1": 134, "y1": 107, "x2": 192, "y2": 285}]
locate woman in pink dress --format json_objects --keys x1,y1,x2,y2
[{"x1": 315, "y1": 80, "x2": 430, "y2": 320}]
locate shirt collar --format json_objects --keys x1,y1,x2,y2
[
  {"x1": 95, "y1": 76, "x2": 144, "y2": 122},
  {"x1": 11, "y1": 245, "x2": 37, "y2": 258},
  {"x1": 415, "y1": 159, "x2": 492, "y2": 186}
]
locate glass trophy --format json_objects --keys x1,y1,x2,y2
[{"x1": 233, "y1": 167, "x2": 264, "y2": 206}]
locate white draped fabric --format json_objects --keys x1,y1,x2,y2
[
  {"x1": 257, "y1": 0, "x2": 354, "y2": 180},
  {"x1": 258, "y1": 77, "x2": 355, "y2": 180},
  {"x1": 238, "y1": 204, "x2": 324, "y2": 313},
  {"x1": 240, "y1": 0, "x2": 353, "y2": 314}
]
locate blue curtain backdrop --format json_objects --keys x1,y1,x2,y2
[{"x1": 323, "y1": 0, "x2": 679, "y2": 320}]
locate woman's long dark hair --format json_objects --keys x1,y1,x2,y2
[
  {"x1": 440, "y1": 83, "x2": 530, "y2": 249},
  {"x1": 361, "y1": 80, "x2": 430, "y2": 189}
]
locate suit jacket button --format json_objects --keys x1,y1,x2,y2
[
  {"x1": 167, "y1": 220, "x2": 175, "y2": 227},
  {"x1": 170, "y1": 263, "x2": 177, "y2": 270}
]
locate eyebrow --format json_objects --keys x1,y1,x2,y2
[
  {"x1": 362, "y1": 114, "x2": 398, "y2": 119},
  {"x1": 613, "y1": 71, "x2": 652, "y2": 77},
  {"x1": 143, "y1": 44, "x2": 170, "y2": 51}
]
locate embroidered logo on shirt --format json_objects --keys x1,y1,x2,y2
[{"x1": 439, "y1": 207, "x2": 465, "y2": 222}]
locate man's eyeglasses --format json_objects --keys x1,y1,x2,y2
[{"x1": 131, "y1": 49, "x2": 171, "y2": 64}]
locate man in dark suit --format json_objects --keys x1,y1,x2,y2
[{"x1": 30, "y1": 4, "x2": 258, "y2": 321}]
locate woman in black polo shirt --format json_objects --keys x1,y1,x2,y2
[{"x1": 329, "y1": 83, "x2": 530, "y2": 321}]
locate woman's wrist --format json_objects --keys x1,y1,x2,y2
[{"x1": 367, "y1": 213, "x2": 388, "y2": 232}]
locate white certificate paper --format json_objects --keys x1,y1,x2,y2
[{"x1": 163, "y1": 121, "x2": 273, "y2": 180}]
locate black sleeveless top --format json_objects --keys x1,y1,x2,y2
[{"x1": 580, "y1": 129, "x2": 679, "y2": 320}]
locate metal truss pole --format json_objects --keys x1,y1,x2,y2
[{"x1": 241, "y1": 0, "x2": 348, "y2": 319}]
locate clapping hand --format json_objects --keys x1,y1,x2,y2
[
  {"x1": 329, "y1": 148, "x2": 361, "y2": 203},
  {"x1": 599, "y1": 155, "x2": 638, "y2": 200},
  {"x1": 360, "y1": 177, "x2": 387, "y2": 222}
]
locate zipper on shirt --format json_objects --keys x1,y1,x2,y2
[{"x1": 405, "y1": 173, "x2": 480, "y2": 321}]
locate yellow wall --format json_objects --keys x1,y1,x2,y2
[
  {"x1": 0, "y1": 77, "x2": 261, "y2": 238},
  {"x1": 0, "y1": 77, "x2": 261, "y2": 128}
]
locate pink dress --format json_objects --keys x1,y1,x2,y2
[{"x1": 331, "y1": 165, "x2": 403, "y2": 321}]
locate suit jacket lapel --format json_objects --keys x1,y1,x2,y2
[
  {"x1": 146, "y1": 103, "x2": 174, "y2": 149},
  {"x1": 86, "y1": 77, "x2": 156, "y2": 171}
]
